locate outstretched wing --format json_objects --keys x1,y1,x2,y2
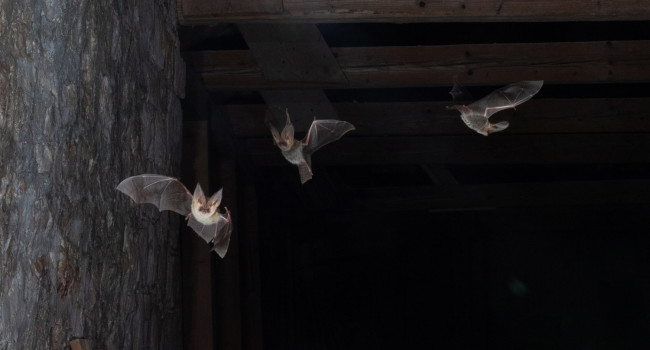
[
  {"x1": 117, "y1": 174, "x2": 192, "y2": 215},
  {"x1": 187, "y1": 208, "x2": 233, "y2": 258},
  {"x1": 470, "y1": 80, "x2": 543, "y2": 119},
  {"x1": 297, "y1": 159, "x2": 313, "y2": 184},
  {"x1": 302, "y1": 119, "x2": 355, "y2": 155},
  {"x1": 211, "y1": 210, "x2": 233, "y2": 258}
]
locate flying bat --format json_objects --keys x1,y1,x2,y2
[
  {"x1": 265, "y1": 107, "x2": 355, "y2": 184},
  {"x1": 117, "y1": 174, "x2": 232, "y2": 258},
  {"x1": 447, "y1": 80, "x2": 543, "y2": 136}
]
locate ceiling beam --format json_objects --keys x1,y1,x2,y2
[
  {"x1": 185, "y1": 41, "x2": 650, "y2": 89},
  {"x1": 236, "y1": 23, "x2": 343, "y2": 125},
  {"x1": 237, "y1": 23, "x2": 347, "y2": 85},
  {"x1": 259, "y1": 89, "x2": 340, "y2": 129},
  {"x1": 177, "y1": 0, "x2": 650, "y2": 25},
  {"x1": 244, "y1": 133, "x2": 650, "y2": 165},
  {"x1": 227, "y1": 98, "x2": 650, "y2": 137},
  {"x1": 349, "y1": 179, "x2": 650, "y2": 211}
]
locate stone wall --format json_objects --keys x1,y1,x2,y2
[{"x1": 0, "y1": 0, "x2": 184, "y2": 348}]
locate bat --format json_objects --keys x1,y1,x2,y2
[
  {"x1": 265, "y1": 107, "x2": 355, "y2": 184},
  {"x1": 117, "y1": 174, "x2": 232, "y2": 258},
  {"x1": 447, "y1": 80, "x2": 543, "y2": 136}
]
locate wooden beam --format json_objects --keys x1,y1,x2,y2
[
  {"x1": 238, "y1": 24, "x2": 347, "y2": 84},
  {"x1": 260, "y1": 89, "x2": 340, "y2": 131},
  {"x1": 227, "y1": 98, "x2": 650, "y2": 137},
  {"x1": 350, "y1": 179, "x2": 650, "y2": 211},
  {"x1": 237, "y1": 24, "x2": 342, "y2": 128},
  {"x1": 244, "y1": 133, "x2": 650, "y2": 165},
  {"x1": 177, "y1": 0, "x2": 282, "y2": 24},
  {"x1": 177, "y1": 0, "x2": 650, "y2": 24},
  {"x1": 186, "y1": 41, "x2": 650, "y2": 89}
]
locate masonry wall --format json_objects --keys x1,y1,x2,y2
[{"x1": 0, "y1": 0, "x2": 185, "y2": 348}]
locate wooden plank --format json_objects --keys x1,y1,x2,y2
[
  {"x1": 177, "y1": 0, "x2": 650, "y2": 24},
  {"x1": 238, "y1": 24, "x2": 347, "y2": 84},
  {"x1": 260, "y1": 89, "x2": 340, "y2": 129},
  {"x1": 227, "y1": 98, "x2": 650, "y2": 137},
  {"x1": 177, "y1": 0, "x2": 282, "y2": 22},
  {"x1": 350, "y1": 179, "x2": 650, "y2": 211},
  {"x1": 244, "y1": 133, "x2": 650, "y2": 165},
  {"x1": 334, "y1": 41, "x2": 650, "y2": 87},
  {"x1": 187, "y1": 41, "x2": 650, "y2": 89},
  {"x1": 238, "y1": 24, "x2": 343, "y2": 129}
]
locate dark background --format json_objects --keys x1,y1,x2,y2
[
  {"x1": 180, "y1": 19, "x2": 650, "y2": 349},
  {"x1": 257, "y1": 168, "x2": 650, "y2": 348}
]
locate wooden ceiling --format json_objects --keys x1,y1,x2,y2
[{"x1": 177, "y1": 1, "x2": 650, "y2": 211}]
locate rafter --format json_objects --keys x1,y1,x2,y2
[
  {"x1": 185, "y1": 41, "x2": 650, "y2": 90},
  {"x1": 177, "y1": 0, "x2": 650, "y2": 25}
]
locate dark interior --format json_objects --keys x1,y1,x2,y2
[{"x1": 178, "y1": 15, "x2": 650, "y2": 349}]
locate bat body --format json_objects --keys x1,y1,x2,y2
[
  {"x1": 447, "y1": 80, "x2": 543, "y2": 136},
  {"x1": 117, "y1": 174, "x2": 232, "y2": 258},
  {"x1": 266, "y1": 107, "x2": 355, "y2": 184}
]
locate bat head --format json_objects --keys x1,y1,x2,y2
[
  {"x1": 446, "y1": 104, "x2": 469, "y2": 113},
  {"x1": 269, "y1": 108, "x2": 295, "y2": 151},
  {"x1": 192, "y1": 184, "x2": 223, "y2": 217}
]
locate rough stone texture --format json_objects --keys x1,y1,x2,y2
[{"x1": 0, "y1": 0, "x2": 184, "y2": 349}]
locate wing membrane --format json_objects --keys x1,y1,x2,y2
[{"x1": 117, "y1": 174, "x2": 192, "y2": 215}]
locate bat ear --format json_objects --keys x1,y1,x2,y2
[
  {"x1": 208, "y1": 188, "x2": 223, "y2": 207},
  {"x1": 193, "y1": 184, "x2": 206, "y2": 202},
  {"x1": 270, "y1": 126, "x2": 282, "y2": 144},
  {"x1": 282, "y1": 123, "x2": 294, "y2": 141},
  {"x1": 282, "y1": 109, "x2": 294, "y2": 140}
]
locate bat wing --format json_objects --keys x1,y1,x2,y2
[
  {"x1": 187, "y1": 209, "x2": 233, "y2": 258},
  {"x1": 211, "y1": 212, "x2": 233, "y2": 258},
  {"x1": 298, "y1": 156, "x2": 313, "y2": 184},
  {"x1": 302, "y1": 119, "x2": 355, "y2": 155},
  {"x1": 469, "y1": 80, "x2": 543, "y2": 119},
  {"x1": 117, "y1": 174, "x2": 192, "y2": 215}
]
